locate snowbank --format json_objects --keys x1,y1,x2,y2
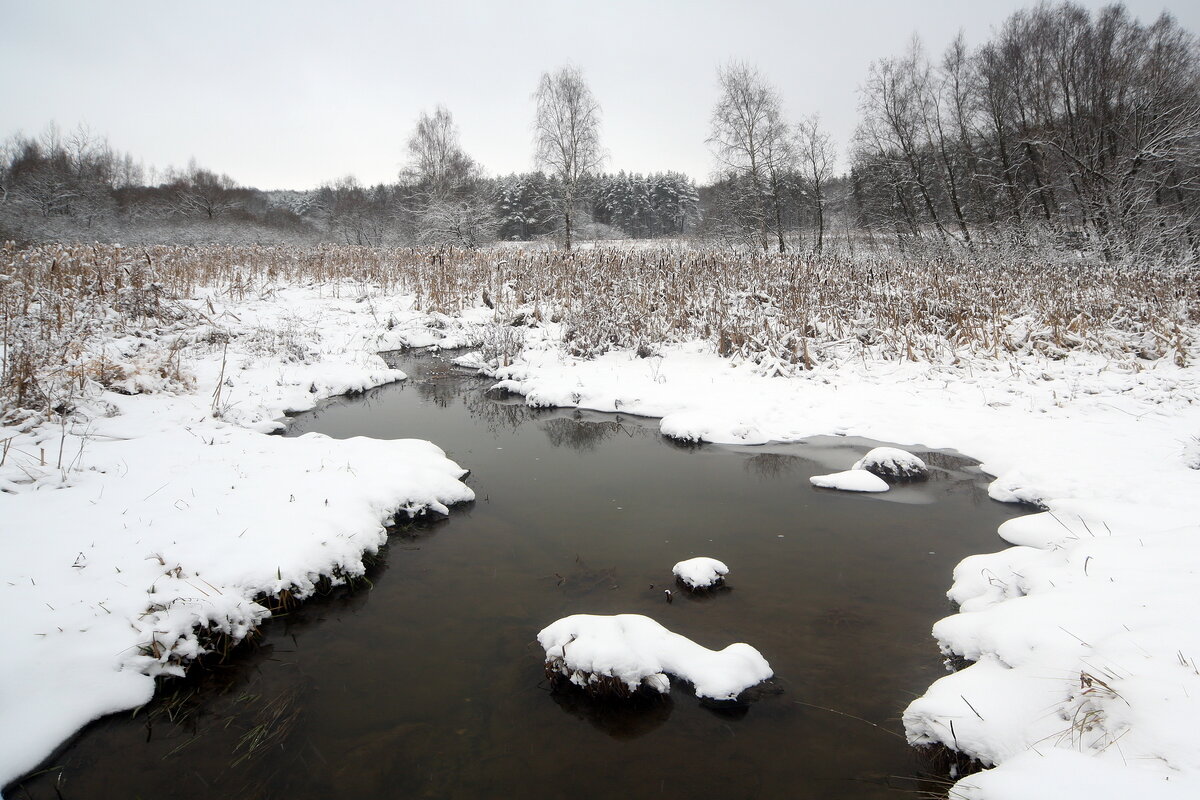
[
  {"x1": 672, "y1": 557, "x2": 729, "y2": 589},
  {"x1": 809, "y1": 469, "x2": 890, "y2": 492},
  {"x1": 0, "y1": 287, "x2": 475, "y2": 793},
  {"x1": 537, "y1": 613, "x2": 773, "y2": 701},
  {"x1": 484, "y1": 335, "x2": 1200, "y2": 797}
]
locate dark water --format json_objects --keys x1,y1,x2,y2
[{"x1": 10, "y1": 353, "x2": 1024, "y2": 799}]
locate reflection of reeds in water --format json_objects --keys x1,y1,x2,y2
[
  {"x1": 743, "y1": 452, "x2": 802, "y2": 479},
  {"x1": 466, "y1": 390, "x2": 539, "y2": 435},
  {"x1": 540, "y1": 418, "x2": 620, "y2": 451},
  {"x1": 414, "y1": 376, "x2": 459, "y2": 409},
  {"x1": 541, "y1": 415, "x2": 653, "y2": 452}
]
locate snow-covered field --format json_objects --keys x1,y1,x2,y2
[{"x1": 3, "y1": 264, "x2": 1200, "y2": 798}]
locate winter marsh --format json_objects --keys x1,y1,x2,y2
[{"x1": 8, "y1": 353, "x2": 1026, "y2": 799}]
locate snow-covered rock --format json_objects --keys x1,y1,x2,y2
[
  {"x1": 809, "y1": 469, "x2": 890, "y2": 493},
  {"x1": 537, "y1": 613, "x2": 772, "y2": 701},
  {"x1": 852, "y1": 446, "x2": 928, "y2": 479},
  {"x1": 672, "y1": 557, "x2": 729, "y2": 589}
]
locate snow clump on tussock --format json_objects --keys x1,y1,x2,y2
[
  {"x1": 672, "y1": 557, "x2": 729, "y2": 590},
  {"x1": 809, "y1": 470, "x2": 890, "y2": 493},
  {"x1": 537, "y1": 613, "x2": 772, "y2": 701},
  {"x1": 852, "y1": 446, "x2": 928, "y2": 479}
]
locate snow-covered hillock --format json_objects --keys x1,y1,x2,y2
[
  {"x1": 852, "y1": 446, "x2": 928, "y2": 479},
  {"x1": 672, "y1": 557, "x2": 729, "y2": 589},
  {"x1": 538, "y1": 614, "x2": 772, "y2": 701}
]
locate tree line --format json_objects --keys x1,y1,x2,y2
[
  {"x1": 1, "y1": 2, "x2": 1195, "y2": 263},
  {"x1": 0, "y1": 120, "x2": 699, "y2": 248},
  {"x1": 850, "y1": 3, "x2": 1199, "y2": 262}
]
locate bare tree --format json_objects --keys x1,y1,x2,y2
[
  {"x1": 533, "y1": 65, "x2": 603, "y2": 250},
  {"x1": 794, "y1": 115, "x2": 836, "y2": 252},
  {"x1": 403, "y1": 105, "x2": 495, "y2": 247},
  {"x1": 417, "y1": 194, "x2": 498, "y2": 248},
  {"x1": 170, "y1": 160, "x2": 241, "y2": 220},
  {"x1": 318, "y1": 175, "x2": 390, "y2": 246},
  {"x1": 403, "y1": 105, "x2": 478, "y2": 195},
  {"x1": 708, "y1": 61, "x2": 795, "y2": 252},
  {"x1": 5, "y1": 124, "x2": 115, "y2": 222}
]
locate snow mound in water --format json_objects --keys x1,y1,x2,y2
[
  {"x1": 672, "y1": 557, "x2": 729, "y2": 589},
  {"x1": 809, "y1": 469, "x2": 890, "y2": 492},
  {"x1": 537, "y1": 613, "x2": 772, "y2": 701},
  {"x1": 852, "y1": 446, "x2": 928, "y2": 479}
]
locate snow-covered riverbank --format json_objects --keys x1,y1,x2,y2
[
  {"x1": 0, "y1": 287, "x2": 475, "y2": 793},
  {"x1": 485, "y1": 336, "x2": 1200, "y2": 798},
  {"x1": 3, "y1": 280, "x2": 1199, "y2": 799}
]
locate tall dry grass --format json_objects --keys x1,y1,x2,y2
[{"x1": 2, "y1": 241, "x2": 1196, "y2": 413}]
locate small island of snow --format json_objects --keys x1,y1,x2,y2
[
  {"x1": 672, "y1": 556, "x2": 729, "y2": 589},
  {"x1": 537, "y1": 613, "x2": 772, "y2": 701},
  {"x1": 809, "y1": 469, "x2": 890, "y2": 492}
]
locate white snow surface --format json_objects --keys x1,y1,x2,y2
[
  {"x1": 809, "y1": 469, "x2": 891, "y2": 492},
  {"x1": 0, "y1": 287, "x2": 478, "y2": 793},
  {"x1": 672, "y1": 556, "x2": 729, "y2": 589},
  {"x1": 537, "y1": 613, "x2": 773, "y2": 700},
  {"x1": 852, "y1": 446, "x2": 928, "y2": 478},
  {"x1": 483, "y1": 334, "x2": 1200, "y2": 797}
]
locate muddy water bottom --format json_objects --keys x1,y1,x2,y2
[{"x1": 11, "y1": 352, "x2": 1024, "y2": 799}]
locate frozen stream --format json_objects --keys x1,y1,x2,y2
[{"x1": 11, "y1": 352, "x2": 1026, "y2": 799}]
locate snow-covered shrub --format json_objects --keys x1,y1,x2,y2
[{"x1": 852, "y1": 447, "x2": 928, "y2": 479}]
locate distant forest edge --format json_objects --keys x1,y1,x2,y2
[{"x1": 1, "y1": 1, "x2": 1197, "y2": 265}]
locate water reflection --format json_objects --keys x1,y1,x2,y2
[
  {"x1": 549, "y1": 689, "x2": 674, "y2": 740},
  {"x1": 467, "y1": 394, "x2": 537, "y2": 436},
  {"x1": 540, "y1": 417, "x2": 649, "y2": 451},
  {"x1": 675, "y1": 583, "x2": 734, "y2": 602},
  {"x1": 414, "y1": 375, "x2": 459, "y2": 408},
  {"x1": 744, "y1": 452, "x2": 803, "y2": 479}
]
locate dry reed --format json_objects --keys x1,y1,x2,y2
[{"x1": 3, "y1": 241, "x2": 1195, "y2": 414}]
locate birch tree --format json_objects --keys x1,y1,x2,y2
[
  {"x1": 533, "y1": 65, "x2": 603, "y2": 250},
  {"x1": 794, "y1": 115, "x2": 836, "y2": 252},
  {"x1": 708, "y1": 61, "x2": 795, "y2": 252},
  {"x1": 403, "y1": 105, "x2": 477, "y2": 195}
]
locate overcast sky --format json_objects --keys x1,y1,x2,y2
[{"x1": 3, "y1": 0, "x2": 1196, "y2": 189}]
